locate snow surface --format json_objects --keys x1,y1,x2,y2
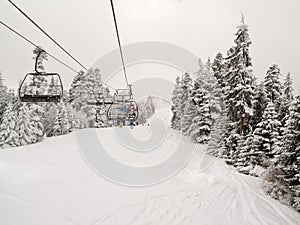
[{"x1": 0, "y1": 107, "x2": 300, "y2": 225}]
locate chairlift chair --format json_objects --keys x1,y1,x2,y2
[{"x1": 18, "y1": 50, "x2": 64, "y2": 103}]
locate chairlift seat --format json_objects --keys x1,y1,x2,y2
[{"x1": 19, "y1": 94, "x2": 62, "y2": 103}]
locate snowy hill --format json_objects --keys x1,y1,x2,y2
[{"x1": 0, "y1": 107, "x2": 300, "y2": 225}]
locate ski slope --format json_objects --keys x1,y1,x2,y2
[{"x1": 0, "y1": 107, "x2": 300, "y2": 225}]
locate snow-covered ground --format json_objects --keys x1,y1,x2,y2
[{"x1": 0, "y1": 107, "x2": 300, "y2": 225}]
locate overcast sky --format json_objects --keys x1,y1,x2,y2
[{"x1": 0, "y1": 0, "x2": 299, "y2": 92}]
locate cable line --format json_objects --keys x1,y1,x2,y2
[
  {"x1": 0, "y1": 20, "x2": 78, "y2": 74},
  {"x1": 8, "y1": 0, "x2": 88, "y2": 72},
  {"x1": 0, "y1": 20, "x2": 117, "y2": 92},
  {"x1": 109, "y1": 0, "x2": 129, "y2": 87}
]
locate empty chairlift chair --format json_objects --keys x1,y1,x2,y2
[{"x1": 18, "y1": 50, "x2": 64, "y2": 103}]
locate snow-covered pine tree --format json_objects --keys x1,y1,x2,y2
[
  {"x1": 180, "y1": 72, "x2": 194, "y2": 133},
  {"x1": 281, "y1": 72, "x2": 294, "y2": 129},
  {"x1": 69, "y1": 70, "x2": 85, "y2": 106},
  {"x1": 283, "y1": 73, "x2": 293, "y2": 104},
  {"x1": 252, "y1": 102, "x2": 281, "y2": 167},
  {"x1": 196, "y1": 58, "x2": 221, "y2": 124},
  {"x1": 50, "y1": 101, "x2": 72, "y2": 136},
  {"x1": 0, "y1": 71, "x2": 8, "y2": 121},
  {"x1": 29, "y1": 104, "x2": 45, "y2": 143},
  {"x1": 222, "y1": 17, "x2": 255, "y2": 163},
  {"x1": 182, "y1": 86, "x2": 197, "y2": 136},
  {"x1": 264, "y1": 95, "x2": 300, "y2": 211},
  {"x1": 252, "y1": 82, "x2": 267, "y2": 130},
  {"x1": 0, "y1": 103, "x2": 19, "y2": 148},
  {"x1": 70, "y1": 68, "x2": 107, "y2": 128},
  {"x1": 189, "y1": 82, "x2": 211, "y2": 143},
  {"x1": 212, "y1": 53, "x2": 226, "y2": 92},
  {"x1": 171, "y1": 76, "x2": 183, "y2": 130},
  {"x1": 7, "y1": 88, "x2": 16, "y2": 104},
  {"x1": 43, "y1": 103, "x2": 59, "y2": 137},
  {"x1": 264, "y1": 64, "x2": 283, "y2": 118},
  {"x1": 15, "y1": 104, "x2": 35, "y2": 146}
]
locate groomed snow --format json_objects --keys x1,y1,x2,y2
[{"x1": 0, "y1": 107, "x2": 300, "y2": 225}]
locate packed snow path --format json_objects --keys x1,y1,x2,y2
[{"x1": 0, "y1": 108, "x2": 300, "y2": 225}]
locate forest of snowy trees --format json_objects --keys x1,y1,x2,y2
[
  {"x1": 171, "y1": 19, "x2": 300, "y2": 211},
  {"x1": 0, "y1": 47, "x2": 155, "y2": 149}
]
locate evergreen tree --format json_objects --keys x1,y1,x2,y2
[
  {"x1": 15, "y1": 104, "x2": 35, "y2": 146},
  {"x1": 264, "y1": 64, "x2": 283, "y2": 116},
  {"x1": 283, "y1": 73, "x2": 293, "y2": 104},
  {"x1": 189, "y1": 82, "x2": 211, "y2": 143},
  {"x1": 180, "y1": 73, "x2": 194, "y2": 132},
  {"x1": 69, "y1": 70, "x2": 85, "y2": 105},
  {"x1": 252, "y1": 102, "x2": 281, "y2": 167},
  {"x1": 0, "y1": 103, "x2": 19, "y2": 148},
  {"x1": 207, "y1": 110, "x2": 228, "y2": 156},
  {"x1": 43, "y1": 103, "x2": 59, "y2": 137},
  {"x1": 264, "y1": 95, "x2": 300, "y2": 211},
  {"x1": 224, "y1": 18, "x2": 255, "y2": 136},
  {"x1": 252, "y1": 82, "x2": 267, "y2": 129},
  {"x1": 281, "y1": 72, "x2": 294, "y2": 128},
  {"x1": 7, "y1": 88, "x2": 16, "y2": 104},
  {"x1": 212, "y1": 52, "x2": 226, "y2": 92},
  {"x1": 70, "y1": 68, "x2": 108, "y2": 128},
  {"x1": 171, "y1": 77, "x2": 183, "y2": 130},
  {"x1": 195, "y1": 59, "x2": 221, "y2": 123},
  {"x1": 0, "y1": 71, "x2": 8, "y2": 121},
  {"x1": 181, "y1": 86, "x2": 197, "y2": 136},
  {"x1": 29, "y1": 104, "x2": 45, "y2": 143},
  {"x1": 222, "y1": 17, "x2": 255, "y2": 162},
  {"x1": 50, "y1": 101, "x2": 72, "y2": 136}
]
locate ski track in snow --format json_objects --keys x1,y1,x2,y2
[{"x1": 0, "y1": 107, "x2": 300, "y2": 225}]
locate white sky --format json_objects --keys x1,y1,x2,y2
[{"x1": 0, "y1": 0, "x2": 299, "y2": 92}]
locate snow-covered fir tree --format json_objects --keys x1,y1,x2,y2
[
  {"x1": 29, "y1": 104, "x2": 45, "y2": 143},
  {"x1": 281, "y1": 72, "x2": 294, "y2": 129},
  {"x1": 264, "y1": 64, "x2": 283, "y2": 118},
  {"x1": 252, "y1": 82, "x2": 267, "y2": 130},
  {"x1": 50, "y1": 101, "x2": 73, "y2": 136},
  {"x1": 69, "y1": 70, "x2": 85, "y2": 106},
  {"x1": 0, "y1": 103, "x2": 19, "y2": 148},
  {"x1": 198, "y1": 58, "x2": 222, "y2": 124},
  {"x1": 264, "y1": 95, "x2": 300, "y2": 211},
  {"x1": 222, "y1": 17, "x2": 255, "y2": 163},
  {"x1": 189, "y1": 82, "x2": 211, "y2": 143},
  {"x1": 207, "y1": 110, "x2": 228, "y2": 156},
  {"x1": 15, "y1": 104, "x2": 36, "y2": 146},
  {"x1": 180, "y1": 72, "x2": 194, "y2": 133},
  {"x1": 171, "y1": 76, "x2": 183, "y2": 130},
  {"x1": 212, "y1": 52, "x2": 226, "y2": 92},
  {"x1": 7, "y1": 88, "x2": 16, "y2": 104},
  {"x1": 0, "y1": 71, "x2": 8, "y2": 121},
  {"x1": 181, "y1": 84, "x2": 197, "y2": 136},
  {"x1": 137, "y1": 95, "x2": 156, "y2": 125},
  {"x1": 42, "y1": 102, "x2": 59, "y2": 137},
  {"x1": 70, "y1": 68, "x2": 109, "y2": 128},
  {"x1": 252, "y1": 102, "x2": 281, "y2": 168}
]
